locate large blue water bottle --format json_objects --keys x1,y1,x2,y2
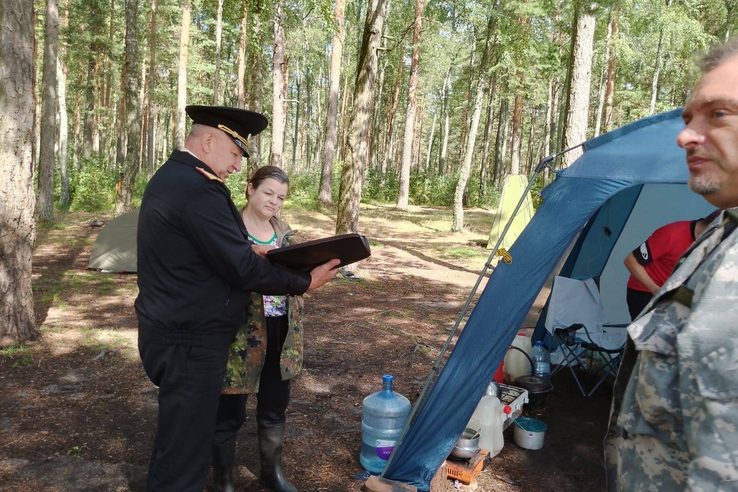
[{"x1": 360, "y1": 375, "x2": 411, "y2": 474}]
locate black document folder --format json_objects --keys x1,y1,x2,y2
[{"x1": 266, "y1": 233, "x2": 371, "y2": 272}]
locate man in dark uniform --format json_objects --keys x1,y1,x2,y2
[{"x1": 135, "y1": 105, "x2": 339, "y2": 492}]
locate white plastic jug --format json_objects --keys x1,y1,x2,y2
[
  {"x1": 468, "y1": 383, "x2": 511, "y2": 458},
  {"x1": 503, "y1": 332, "x2": 532, "y2": 383}
]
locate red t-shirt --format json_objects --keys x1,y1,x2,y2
[{"x1": 626, "y1": 220, "x2": 696, "y2": 292}]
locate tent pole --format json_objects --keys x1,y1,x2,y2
[{"x1": 381, "y1": 143, "x2": 583, "y2": 479}]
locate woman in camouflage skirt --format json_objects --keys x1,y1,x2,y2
[{"x1": 211, "y1": 166, "x2": 305, "y2": 492}]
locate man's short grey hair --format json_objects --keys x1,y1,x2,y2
[
  {"x1": 698, "y1": 37, "x2": 738, "y2": 73},
  {"x1": 188, "y1": 123, "x2": 208, "y2": 138}
]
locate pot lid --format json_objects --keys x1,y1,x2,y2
[{"x1": 513, "y1": 375, "x2": 553, "y2": 393}]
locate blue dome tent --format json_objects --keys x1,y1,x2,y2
[{"x1": 382, "y1": 108, "x2": 714, "y2": 490}]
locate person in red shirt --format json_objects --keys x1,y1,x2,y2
[{"x1": 624, "y1": 211, "x2": 719, "y2": 319}]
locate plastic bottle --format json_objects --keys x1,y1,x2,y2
[
  {"x1": 503, "y1": 333, "x2": 532, "y2": 383},
  {"x1": 360, "y1": 375, "x2": 411, "y2": 474},
  {"x1": 468, "y1": 383, "x2": 511, "y2": 458},
  {"x1": 530, "y1": 341, "x2": 551, "y2": 380}
]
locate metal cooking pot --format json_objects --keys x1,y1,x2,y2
[
  {"x1": 514, "y1": 375, "x2": 553, "y2": 410},
  {"x1": 449, "y1": 427, "x2": 480, "y2": 460}
]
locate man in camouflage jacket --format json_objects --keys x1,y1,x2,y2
[{"x1": 605, "y1": 40, "x2": 738, "y2": 492}]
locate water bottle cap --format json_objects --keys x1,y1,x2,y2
[
  {"x1": 382, "y1": 375, "x2": 394, "y2": 383},
  {"x1": 535, "y1": 341, "x2": 543, "y2": 346}
]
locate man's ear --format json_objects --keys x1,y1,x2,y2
[{"x1": 202, "y1": 131, "x2": 216, "y2": 154}]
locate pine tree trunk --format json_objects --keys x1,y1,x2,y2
[
  {"x1": 480, "y1": 71, "x2": 497, "y2": 189},
  {"x1": 510, "y1": 74, "x2": 524, "y2": 175},
  {"x1": 452, "y1": 13, "x2": 494, "y2": 232},
  {"x1": 174, "y1": 0, "x2": 190, "y2": 150},
  {"x1": 561, "y1": 1, "x2": 596, "y2": 168},
  {"x1": 382, "y1": 54, "x2": 403, "y2": 176},
  {"x1": 147, "y1": 0, "x2": 158, "y2": 180},
  {"x1": 116, "y1": 62, "x2": 127, "y2": 169},
  {"x1": 115, "y1": 0, "x2": 140, "y2": 215},
  {"x1": 270, "y1": 0, "x2": 286, "y2": 168},
  {"x1": 396, "y1": 0, "x2": 426, "y2": 210},
  {"x1": 82, "y1": 57, "x2": 96, "y2": 159},
  {"x1": 248, "y1": 0, "x2": 264, "y2": 171},
  {"x1": 213, "y1": 0, "x2": 224, "y2": 104},
  {"x1": 603, "y1": 6, "x2": 618, "y2": 132},
  {"x1": 494, "y1": 97, "x2": 508, "y2": 187},
  {"x1": 38, "y1": 0, "x2": 59, "y2": 221},
  {"x1": 318, "y1": 0, "x2": 345, "y2": 202},
  {"x1": 58, "y1": 50, "x2": 69, "y2": 204},
  {"x1": 237, "y1": 0, "x2": 249, "y2": 109},
  {"x1": 335, "y1": 0, "x2": 388, "y2": 235},
  {"x1": 593, "y1": 14, "x2": 611, "y2": 137},
  {"x1": 0, "y1": 0, "x2": 38, "y2": 346}
]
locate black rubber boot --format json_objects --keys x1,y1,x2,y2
[
  {"x1": 258, "y1": 425, "x2": 298, "y2": 492},
  {"x1": 212, "y1": 439, "x2": 236, "y2": 492}
]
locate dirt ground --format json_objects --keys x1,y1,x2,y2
[{"x1": 0, "y1": 204, "x2": 613, "y2": 492}]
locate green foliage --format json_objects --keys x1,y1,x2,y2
[
  {"x1": 284, "y1": 171, "x2": 322, "y2": 211},
  {"x1": 69, "y1": 158, "x2": 117, "y2": 212}
]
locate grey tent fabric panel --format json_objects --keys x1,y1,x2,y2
[{"x1": 88, "y1": 211, "x2": 139, "y2": 273}]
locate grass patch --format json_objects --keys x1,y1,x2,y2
[
  {"x1": 78, "y1": 327, "x2": 131, "y2": 353},
  {"x1": 1, "y1": 344, "x2": 33, "y2": 368},
  {"x1": 445, "y1": 246, "x2": 489, "y2": 260},
  {"x1": 37, "y1": 221, "x2": 67, "y2": 231},
  {"x1": 95, "y1": 285, "x2": 116, "y2": 295}
]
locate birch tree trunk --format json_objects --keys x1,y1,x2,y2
[
  {"x1": 561, "y1": 1, "x2": 596, "y2": 168},
  {"x1": 213, "y1": 0, "x2": 224, "y2": 104},
  {"x1": 319, "y1": 0, "x2": 346, "y2": 204},
  {"x1": 115, "y1": 0, "x2": 140, "y2": 215},
  {"x1": 424, "y1": 110, "x2": 437, "y2": 171},
  {"x1": 335, "y1": 0, "x2": 388, "y2": 235},
  {"x1": 0, "y1": 0, "x2": 38, "y2": 346},
  {"x1": 452, "y1": 13, "x2": 494, "y2": 232},
  {"x1": 439, "y1": 66, "x2": 451, "y2": 176},
  {"x1": 147, "y1": 0, "x2": 157, "y2": 179},
  {"x1": 396, "y1": 0, "x2": 426, "y2": 210},
  {"x1": 270, "y1": 0, "x2": 286, "y2": 168},
  {"x1": 237, "y1": 0, "x2": 249, "y2": 108},
  {"x1": 649, "y1": 3, "x2": 669, "y2": 115},
  {"x1": 174, "y1": 0, "x2": 190, "y2": 150},
  {"x1": 38, "y1": 0, "x2": 60, "y2": 221}
]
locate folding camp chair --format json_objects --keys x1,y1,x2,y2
[
  {"x1": 545, "y1": 277, "x2": 628, "y2": 397},
  {"x1": 550, "y1": 322, "x2": 626, "y2": 396}
]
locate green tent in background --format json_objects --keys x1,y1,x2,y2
[{"x1": 88, "y1": 210, "x2": 138, "y2": 273}]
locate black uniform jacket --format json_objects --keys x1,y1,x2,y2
[{"x1": 135, "y1": 150, "x2": 311, "y2": 349}]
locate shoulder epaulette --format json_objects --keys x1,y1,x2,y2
[{"x1": 195, "y1": 167, "x2": 223, "y2": 183}]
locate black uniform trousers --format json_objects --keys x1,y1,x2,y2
[
  {"x1": 139, "y1": 339, "x2": 231, "y2": 492},
  {"x1": 626, "y1": 287, "x2": 653, "y2": 321},
  {"x1": 214, "y1": 315, "x2": 291, "y2": 444}
]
